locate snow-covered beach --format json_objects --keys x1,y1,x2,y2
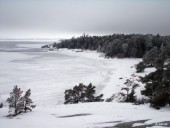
[
  {"x1": 0, "y1": 41, "x2": 170, "y2": 128},
  {"x1": 0, "y1": 41, "x2": 141, "y2": 105}
]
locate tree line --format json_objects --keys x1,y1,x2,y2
[{"x1": 47, "y1": 33, "x2": 170, "y2": 58}]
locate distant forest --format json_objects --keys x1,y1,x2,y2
[{"x1": 48, "y1": 34, "x2": 170, "y2": 58}]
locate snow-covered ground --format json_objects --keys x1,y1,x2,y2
[
  {"x1": 0, "y1": 41, "x2": 169, "y2": 128},
  {"x1": 1, "y1": 102, "x2": 170, "y2": 128}
]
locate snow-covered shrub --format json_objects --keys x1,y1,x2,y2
[
  {"x1": 120, "y1": 88, "x2": 136, "y2": 103},
  {"x1": 105, "y1": 94, "x2": 116, "y2": 102},
  {"x1": 136, "y1": 61, "x2": 146, "y2": 73},
  {"x1": 94, "y1": 94, "x2": 104, "y2": 102},
  {"x1": 64, "y1": 83, "x2": 86, "y2": 104},
  {"x1": 64, "y1": 83, "x2": 104, "y2": 104},
  {"x1": 119, "y1": 79, "x2": 138, "y2": 103},
  {"x1": 127, "y1": 89, "x2": 136, "y2": 103},
  {"x1": 6, "y1": 86, "x2": 35, "y2": 116}
]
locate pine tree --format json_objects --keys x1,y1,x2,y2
[
  {"x1": 7, "y1": 85, "x2": 24, "y2": 116},
  {"x1": 85, "y1": 83, "x2": 95, "y2": 102},
  {"x1": 24, "y1": 89, "x2": 33, "y2": 112},
  {"x1": 64, "y1": 89, "x2": 75, "y2": 104},
  {"x1": 74, "y1": 83, "x2": 86, "y2": 103},
  {"x1": 120, "y1": 79, "x2": 137, "y2": 103},
  {"x1": 64, "y1": 83, "x2": 104, "y2": 104}
]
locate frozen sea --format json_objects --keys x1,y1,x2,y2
[
  {"x1": 0, "y1": 41, "x2": 140, "y2": 106},
  {"x1": 1, "y1": 41, "x2": 170, "y2": 128}
]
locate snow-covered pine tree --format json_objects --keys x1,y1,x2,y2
[
  {"x1": 73, "y1": 83, "x2": 85, "y2": 103},
  {"x1": 85, "y1": 83, "x2": 95, "y2": 102},
  {"x1": 136, "y1": 61, "x2": 146, "y2": 73},
  {"x1": 64, "y1": 83, "x2": 104, "y2": 104},
  {"x1": 120, "y1": 79, "x2": 137, "y2": 103},
  {"x1": 7, "y1": 85, "x2": 24, "y2": 116},
  {"x1": 24, "y1": 89, "x2": 33, "y2": 112},
  {"x1": 64, "y1": 89, "x2": 73, "y2": 104},
  {"x1": 127, "y1": 89, "x2": 136, "y2": 103}
]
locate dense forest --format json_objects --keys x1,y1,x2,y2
[{"x1": 46, "y1": 34, "x2": 170, "y2": 58}]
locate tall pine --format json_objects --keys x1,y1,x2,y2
[{"x1": 7, "y1": 85, "x2": 24, "y2": 116}]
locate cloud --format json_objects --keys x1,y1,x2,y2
[{"x1": 0, "y1": 0, "x2": 170, "y2": 38}]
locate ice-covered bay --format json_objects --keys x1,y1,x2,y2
[
  {"x1": 0, "y1": 41, "x2": 140, "y2": 106},
  {"x1": 1, "y1": 41, "x2": 170, "y2": 128}
]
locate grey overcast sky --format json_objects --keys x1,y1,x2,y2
[{"x1": 0, "y1": 0, "x2": 170, "y2": 39}]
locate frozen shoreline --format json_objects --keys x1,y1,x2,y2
[
  {"x1": 0, "y1": 42, "x2": 141, "y2": 105},
  {"x1": 0, "y1": 42, "x2": 169, "y2": 128}
]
